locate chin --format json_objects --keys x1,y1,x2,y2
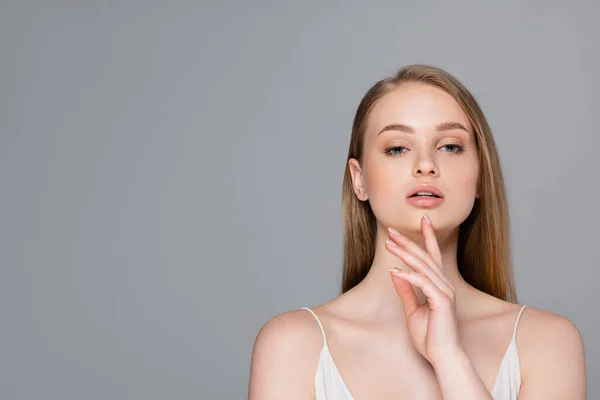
[{"x1": 399, "y1": 209, "x2": 460, "y2": 233}]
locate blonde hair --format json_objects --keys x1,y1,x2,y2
[{"x1": 341, "y1": 64, "x2": 518, "y2": 303}]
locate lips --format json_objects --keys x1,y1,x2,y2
[
  {"x1": 406, "y1": 184, "x2": 445, "y2": 198},
  {"x1": 406, "y1": 195, "x2": 444, "y2": 208}
]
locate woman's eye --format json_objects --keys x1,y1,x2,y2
[
  {"x1": 385, "y1": 144, "x2": 465, "y2": 157},
  {"x1": 440, "y1": 144, "x2": 465, "y2": 154},
  {"x1": 385, "y1": 146, "x2": 408, "y2": 157}
]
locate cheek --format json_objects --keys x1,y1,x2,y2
[
  {"x1": 365, "y1": 166, "x2": 399, "y2": 200},
  {"x1": 438, "y1": 151, "x2": 479, "y2": 192},
  {"x1": 448, "y1": 162, "x2": 480, "y2": 217},
  {"x1": 455, "y1": 163, "x2": 479, "y2": 195},
  {"x1": 363, "y1": 161, "x2": 410, "y2": 217}
]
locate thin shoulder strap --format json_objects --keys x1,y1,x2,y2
[
  {"x1": 301, "y1": 307, "x2": 327, "y2": 345},
  {"x1": 511, "y1": 305, "x2": 528, "y2": 340}
]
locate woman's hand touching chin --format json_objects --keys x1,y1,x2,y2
[{"x1": 385, "y1": 214, "x2": 462, "y2": 368}]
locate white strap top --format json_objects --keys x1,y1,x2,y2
[{"x1": 302, "y1": 305, "x2": 527, "y2": 400}]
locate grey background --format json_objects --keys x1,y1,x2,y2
[{"x1": 1, "y1": 1, "x2": 597, "y2": 399}]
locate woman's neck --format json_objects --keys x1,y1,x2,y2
[{"x1": 346, "y1": 225, "x2": 474, "y2": 323}]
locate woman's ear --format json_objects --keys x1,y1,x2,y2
[{"x1": 348, "y1": 158, "x2": 368, "y2": 201}]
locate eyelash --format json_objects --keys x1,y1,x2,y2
[{"x1": 384, "y1": 144, "x2": 465, "y2": 157}]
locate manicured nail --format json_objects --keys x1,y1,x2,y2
[
  {"x1": 423, "y1": 213, "x2": 432, "y2": 226},
  {"x1": 385, "y1": 239, "x2": 397, "y2": 247},
  {"x1": 388, "y1": 227, "x2": 400, "y2": 236},
  {"x1": 389, "y1": 267, "x2": 403, "y2": 274}
]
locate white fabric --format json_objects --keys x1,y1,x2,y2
[{"x1": 302, "y1": 305, "x2": 527, "y2": 400}]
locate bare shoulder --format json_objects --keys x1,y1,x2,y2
[
  {"x1": 518, "y1": 305, "x2": 585, "y2": 369},
  {"x1": 248, "y1": 308, "x2": 324, "y2": 400},
  {"x1": 517, "y1": 305, "x2": 587, "y2": 399}
]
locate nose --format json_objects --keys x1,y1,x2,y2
[{"x1": 412, "y1": 150, "x2": 439, "y2": 178}]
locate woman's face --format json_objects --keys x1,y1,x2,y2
[{"x1": 349, "y1": 82, "x2": 480, "y2": 235}]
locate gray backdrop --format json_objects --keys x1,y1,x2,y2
[{"x1": 1, "y1": 1, "x2": 597, "y2": 399}]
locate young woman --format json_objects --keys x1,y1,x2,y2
[{"x1": 248, "y1": 65, "x2": 586, "y2": 399}]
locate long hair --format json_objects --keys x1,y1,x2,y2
[{"x1": 341, "y1": 64, "x2": 518, "y2": 303}]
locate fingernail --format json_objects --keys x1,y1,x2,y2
[
  {"x1": 423, "y1": 213, "x2": 432, "y2": 226},
  {"x1": 385, "y1": 239, "x2": 398, "y2": 247},
  {"x1": 389, "y1": 267, "x2": 403, "y2": 274},
  {"x1": 388, "y1": 227, "x2": 400, "y2": 236}
]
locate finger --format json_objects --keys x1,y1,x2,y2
[
  {"x1": 385, "y1": 242, "x2": 454, "y2": 299},
  {"x1": 390, "y1": 268, "x2": 453, "y2": 312},
  {"x1": 422, "y1": 213, "x2": 443, "y2": 268},
  {"x1": 387, "y1": 227, "x2": 445, "y2": 279},
  {"x1": 386, "y1": 240, "x2": 451, "y2": 296},
  {"x1": 389, "y1": 268, "x2": 421, "y2": 316}
]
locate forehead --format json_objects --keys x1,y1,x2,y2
[{"x1": 366, "y1": 83, "x2": 473, "y2": 136}]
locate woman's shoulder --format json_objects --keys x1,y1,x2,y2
[
  {"x1": 475, "y1": 293, "x2": 585, "y2": 387},
  {"x1": 253, "y1": 307, "x2": 326, "y2": 349},
  {"x1": 469, "y1": 291, "x2": 582, "y2": 345},
  {"x1": 511, "y1": 304, "x2": 584, "y2": 368},
  {"x1": 248, "y1": 307, "x2": 330, "y2": 398},
  {"x1": 457, "y1": 290, "x2": 585, "y2": 393},
  {"x1": 250, "y1": 304, "x2": 336, "y2": 365},
  {"x1": 507, "y1": 303, "x2": 586, "y2": 396},
  {"x1": 249, "y1": 296, "x2": 350, "y2": 361},
  {"x1": 479, "y1": 297, "x2": 582, "y2": 349},
  {"x1": 252, "y1": 293, "x2": 348, "y2": 347}
]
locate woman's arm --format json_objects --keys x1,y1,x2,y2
[
  {"x1": 432, "y1": 348, "x2": 494, "y2": 400},
  {"x1": 248, "y1": 310, "x2": 320, "y2": 400}
]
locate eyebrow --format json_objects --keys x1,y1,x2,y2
[{"x1": 376, "y1": 121, "x2": 470, "y2": 136}]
